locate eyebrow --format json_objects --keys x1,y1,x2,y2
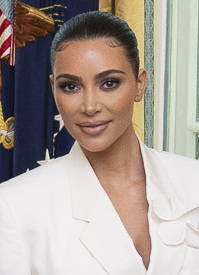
[
  {"x1": 55, "y1": 69, "x2": 126, "y2": 81},
  {"x1": 95, "y1": 69, "x2": 126, "y2": 80},
  {"x1": 55, "y1": 74, "x2": 82, "y2": 81}
]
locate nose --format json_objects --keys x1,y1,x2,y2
[{"x1": 80, "y1": 89, "x2": 102, "y2": 116}]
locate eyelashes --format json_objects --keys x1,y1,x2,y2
[
  {"x1": 57, "y1": 77, "x2": 122, "y2": 94},
  {"x1": 57, "y1": 82, "x2": 80, "y2": 93},
  {"x1": 100, "y1": 78, "x2": 121, "y2": 91}
]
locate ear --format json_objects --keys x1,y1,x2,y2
[
  {"x1": 134, "y1": 69, "x2": 147, "y2": 102},
  {"x1": 49, "y1": 74, "x2": 55, "y2": 96}
]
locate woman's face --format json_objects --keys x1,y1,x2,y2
[{"x1": 50, "y1": 39, "x2": 146, "y2": 153}]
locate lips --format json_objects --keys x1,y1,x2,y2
[{"x1": 77, "y1": 120, "x2": 111, "y2": 135}]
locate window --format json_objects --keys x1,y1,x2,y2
[{"x1": 163, "y1": 0, "x2": 199, "y2": 159}]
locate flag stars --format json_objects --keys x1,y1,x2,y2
[
  {"x1": 54, "y1": 114, "x2": 64, "y2": 132},
  {"x1": 37, "y1": 149, "x2": 52, "y2": 166}
]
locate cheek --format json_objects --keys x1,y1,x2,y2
[
  {"x1": 54, "y1": 94, "x2": 75, "y2": 118},
  {"x1": 111, "y1": 90, "x2": 134, "y2": 117}
]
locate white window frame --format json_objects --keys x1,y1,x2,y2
[
  {"x1": 186, "y1": 0, "x2": 199, "y2": 158},
  {"x1": 164, "y1": 0, "x2": 199, "y2": 159},
  {"x1": 154, "y1": 0, "x2": 167, "y2": 150}
]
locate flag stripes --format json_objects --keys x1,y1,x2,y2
[{"x1": 0, "y1": 7, "x2": 15, "y2": 65}]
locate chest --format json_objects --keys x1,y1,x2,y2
[{"x1": 106, "y1": 184, "x2": 151, "y2": 269}]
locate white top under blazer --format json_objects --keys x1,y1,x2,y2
[{"x1": 0, "y1": 139, "x2": 199, "y2": 275}]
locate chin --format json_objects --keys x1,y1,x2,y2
[{"x1": 78, "y1": 139, "x2": 114, "y2": 154}]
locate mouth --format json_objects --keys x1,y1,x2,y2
[{"x1": 76, "y1": 120, "x2": 111, "y2": 135}]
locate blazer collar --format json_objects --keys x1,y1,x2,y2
[
  {"x1": 67, "y1": 141, "x2": 146, "y2": 274},
  {"x1": 66, "y1": 139, "x2": 199, "y2": 274},
  {"x1": 66, "y1": 141, "x2": 103, "y2": 222},
  {"x1": 139, "y1": 140, "x2": 199, "y2": 274},
  {"x1": 68, "y1": 139, "x2": 199, "y2": 223}
]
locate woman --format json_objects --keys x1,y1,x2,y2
[{"x1": 0, "y1": 11, "x2": 199, "y2": 275}]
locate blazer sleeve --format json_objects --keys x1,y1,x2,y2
[{"x1": 0, "y1": 193, "x2": 31, "y2": 275}]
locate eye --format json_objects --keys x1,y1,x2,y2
[
  {"x1": 58, "y1": 82, "x2": 80, "y2": 93},
  {"x1": 101, "y1": 79, "x2": 120, "y2": 90}
]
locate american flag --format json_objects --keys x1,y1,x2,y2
[{"x1": 0, "y1": 0, "x2": 16, "y2": 66}]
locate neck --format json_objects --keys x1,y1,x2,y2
[{"x1": 81, "y1": 125, "x2": 146, "y2": 191}]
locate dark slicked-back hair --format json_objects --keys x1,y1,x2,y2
[{"x1": 50, "y1": 11, "x2": 139, "y2": 78}]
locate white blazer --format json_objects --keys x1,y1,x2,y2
[{"x1": 0, "y1": 140, "x2": 199, "y2": 275}]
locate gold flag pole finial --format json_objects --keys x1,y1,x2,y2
[{"x1": 0, "y1": 99, "x2": 15, "y2": 150}]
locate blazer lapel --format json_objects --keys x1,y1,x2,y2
[
  {"x1": 79, "y1": 191, "x2": 146, "y2": 275},
  {"x1": 139, "y1": 139, "x2": 199, "y2": 274},
  {"x1": 67, "y1": 142, "x2": 146, "y2": 275},
  {"x1": 67, "y1": 140, "x2": 199, "y2": 274}
]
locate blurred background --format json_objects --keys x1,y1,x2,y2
[{"x1": 0, "y1": 0, "x2": 198, "y2": 183}]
